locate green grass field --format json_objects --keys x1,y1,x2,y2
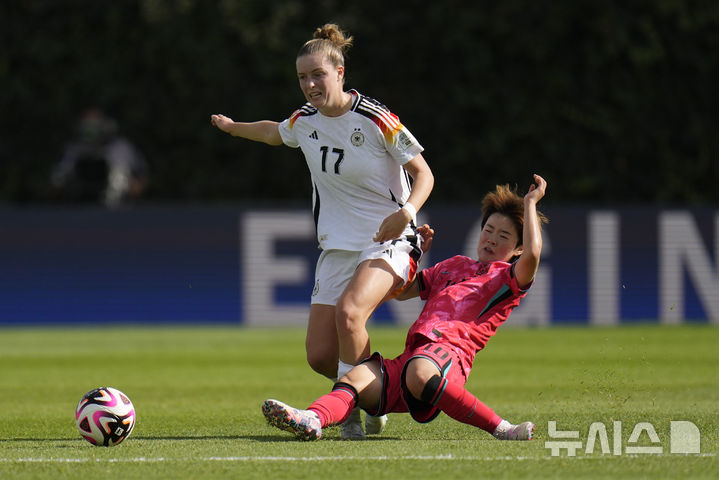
[{"x1": 0, "y1": 324, "x2": 717, "y2": 479}]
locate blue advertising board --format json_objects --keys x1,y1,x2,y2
[{"x1": 0, "y1": 205, "x2": 716, "y2": 325}]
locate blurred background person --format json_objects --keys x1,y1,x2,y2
[{"x1": 51, "y1": 108, "x2": 149, "y2": 208}]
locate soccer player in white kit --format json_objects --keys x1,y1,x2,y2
[{"x1": 211, "y1": 23, "x2": 434, "y2": 439}]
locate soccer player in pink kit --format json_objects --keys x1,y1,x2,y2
[{"x1": 262, "y1": 174, "x2": 548, "y2": 441}]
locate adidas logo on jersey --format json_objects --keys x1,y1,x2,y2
[{"x1": 309, "y1": 130, "x2": 318, "y2": 140}]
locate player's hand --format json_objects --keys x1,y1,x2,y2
[
  {"x1": 416, "y1": 224, "x2": 434, "y2": 254},
  {"x1": 373, "y1": 209, "x2": 412, "y2": 243},
  {"x1": 210, "y1": 114, "x2": 234, "y2": 133},
  {"x1": 525, "y1": 174, "x2": 547, "y2": 204}
]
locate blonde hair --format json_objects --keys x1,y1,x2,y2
[
  {"x1": 481, "y1": 184, "x2": 549, "y2": 247},
  {"x1": 297, "y1": 23, "x2": 353, "y2": 69}
]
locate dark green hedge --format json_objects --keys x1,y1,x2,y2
[{"x1": 2, "y1": 0, "x2": 718, "y2": 204}]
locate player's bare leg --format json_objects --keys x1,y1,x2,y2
[
  {"x1": 306, "y1": 304, "x2": 339, "y2": 379},
  {"x1": 336, "y1": 259, "x2": 401, "y2": 366},
  {"x1": 335, "y1": 259, "x2": 401, "y2": 438}
]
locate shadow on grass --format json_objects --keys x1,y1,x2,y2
[
  {"x1": 135, "y1": 435, "x2": 405, "y2": 442},
  {"x1": 1, "y1": 434, "x2": 404, "y2": 443}
]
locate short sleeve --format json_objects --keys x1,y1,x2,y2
[
  {"x1": 510, "y1": 262, "x2": 533, "y2": 293},
  {"x1": 418, "y1": 263, "x2": 440, "y2": 300},
  {"x1": 278, "y1": 117, "x2": 300, "y2": 148},
  {"x1": 385, "y1": 124, "x2": 424, "y2": 166}
]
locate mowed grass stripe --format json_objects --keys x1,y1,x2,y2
[
  {"x1": 0, "y1": 325, "x2": 717, "y2": 479},
  {"x1": 2, "y1": 453, "x2": 716, "y2": 463}
]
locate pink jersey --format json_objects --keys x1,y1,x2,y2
[{"x1": 406, "y1": 255, "x2": 529, "y2": 376}]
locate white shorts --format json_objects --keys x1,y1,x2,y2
[{"x1": 311, "y1": 235, "x2": 423, "y2": 306}]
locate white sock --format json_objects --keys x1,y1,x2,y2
[
  {"x1": 337, "y1": 360, "x2": 354, "y2": 380},
  {"x1": 492, "y1": 419, "x2": 512, "y2": 439}
]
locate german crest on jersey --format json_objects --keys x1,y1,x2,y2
[{"x1": 350, "y1": 128, "x2": 365, "y2": 146}]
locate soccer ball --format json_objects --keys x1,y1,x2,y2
[{"x1": 75, "y1": 387, "x2": 136, "y2": 446}]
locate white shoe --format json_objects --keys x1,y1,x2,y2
[
  {"x1": 262, "y1": 399, "x2": 323, "y2": 441},
  {"x1": 365, "y1": 414, "x2": 388, "y2": 435},
  {"x1": 493, "y1": 420, "x2": 535, "y2": 441},
  {"x1": 340, "y1": 407, "x2": 365, "y2": 440},
  {"x1": 506, "y1": 421, "x2": 535, "y2": 440}
]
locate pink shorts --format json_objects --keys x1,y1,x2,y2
[{"x1": 362, "y1": 341, "x2": 468, "y2": 423}]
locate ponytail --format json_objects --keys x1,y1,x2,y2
[{"x1": 297, "y1": 23, "x2": 353, "y2": 68}]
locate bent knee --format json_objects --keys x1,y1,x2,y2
[
  {"x1": 306, "y1": 351, "x2": 338, "y2": 379},
  {"x1": 404, "y1": 358, "x2": 441, "y2": 400},
  {"x1": 334, "y1": 301, "x2": 366, "y2": 334}
]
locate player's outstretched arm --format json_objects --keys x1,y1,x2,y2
[
  {"x1": 210, "y1": 114, "x2": 283, "y2": 146},
  {"x1": 514, "y1": 174, "x2": 547, "y2": 289}
]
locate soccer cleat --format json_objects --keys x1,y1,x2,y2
[
  {"x1": 340, "y1": 407, "x2": 366, "y2": 440},
  {"x1": 262, "y1": 399, "x2": 322, "y2": 441},
  {"x1": 365, "y1": 414, "x2": 388, "y2": 435},
  {"x1": 494, "y1": 421, "x2": 535, "y2": 441}
]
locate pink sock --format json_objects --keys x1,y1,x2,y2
[
  {"x1": 308, "y1": 384, "x2": 357, "y2": 427},
  {"x1": 433, "y1": 377, "x2": 502, "y2": 433}
]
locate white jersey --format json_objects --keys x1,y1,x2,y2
[{"x1": 278, "y1": 90, "x2": 424, "y2": 251}]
